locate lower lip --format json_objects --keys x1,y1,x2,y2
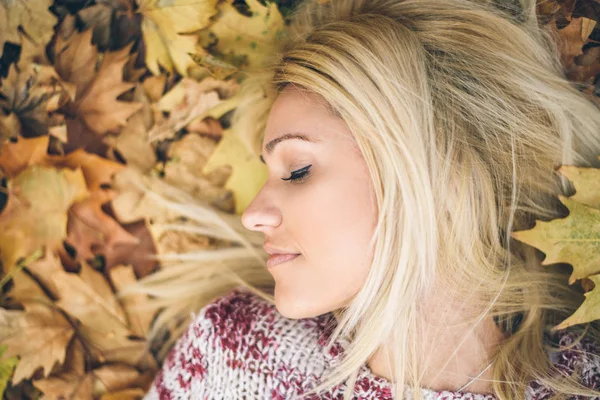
[{"x1": 267, "y1": 253, "x2": 300, "y2": 269}]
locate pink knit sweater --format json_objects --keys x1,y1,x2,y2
[{"x1": 144, "y1": 286, "x2": 600, "y2": 399}]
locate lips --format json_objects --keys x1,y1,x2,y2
[{"x1": 267, "y1": 253, "x2": 300, "y2": 269}]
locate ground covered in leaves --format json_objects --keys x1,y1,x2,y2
[{"x1": 0, "y1": 0, "x2": 598, "y2": 399}]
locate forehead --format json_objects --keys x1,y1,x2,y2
[{"x1": 263, "y1": 86, "x2": 340, "y2": 141}]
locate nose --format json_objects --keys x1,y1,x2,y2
[{"x1": 241, "y1": 192, "x2": 282, "y2": 233}]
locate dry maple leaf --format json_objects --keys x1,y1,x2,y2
[
  {"x1": 0, "y1": 135, "x2": 147, "y2": 274},
  {"x1": 0, "y1": 63, "x2": 72, "y2": 141},
  {"x1": 196, "y1": 0, "x2": 286, "y2": 71},
  {"x1": 148, "y1": 76, "x2": 239, "y2": 142},
  {"x1": 77, "y1": 0, "x2": 141, "y2": 52},
  {"x1": 0, "y1": 0, "x2": 57, "y2": 59},
  {"x1": 51, "y1": 268, "x2": 138, "y2": 363},
  {"x1": 53, "y1": 16, "x2": 143, "y2": 135},
  {"x1": 34, "y1": 372, "x2": 94, "y2": 400},
  {"x1": 110, "y1": 265, "x2": 157, "y2": 337},
  {"x1": 0, "y1": 165, "x2": 89, "y2": 272},
  {"x1": 137, "y1": 0, "x2": 219, "y2": 76},
  {"x1": 511, "y1": 159, "x2": 600, "y2": 330},
  {"x1": 103, "y1": 84, "x2": 157, "y2": 173},
  {"x1": 0, "y1": 301, "x2": 75, "y2": 384}
]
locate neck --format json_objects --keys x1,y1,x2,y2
[{"x1": 367, "y1": 303, "x2": 507, "y2": 394}]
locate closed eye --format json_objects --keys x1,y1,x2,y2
[{"x1": 281, "y1": 165, "x2": 312, "y2": 184}]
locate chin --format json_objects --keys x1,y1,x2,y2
[{"x1": 273, "y1": 288, "x2": 311, "y2": 319}]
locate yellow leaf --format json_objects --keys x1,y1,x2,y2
[
  {"x1": 553, "y1": 274, "x2": 600, "y2": 330},
  {"x1": 557, "y1": 165, "x2": 600, "y2": 209},
  {"x1": 138, "y1": 0, "x2": 219, "y2": 75},
  {"x1": 0, "y1": 165, "x2": 89, "y2": 272},
  {"x1": 0, "y1": 344, "x2": 18, "y2": 398},
  {"x1": 511, "y1": 195, "x2": 600, "y2": 284},
  {"x1": 199, "y1": 0, "x2": 286, "y2": 70},
  {"x1": 203, "y1": 128, "x2": 267, "y2": 214},
  {"x1": 0, "y1": 302, "x2": 75, "y2": 384}
]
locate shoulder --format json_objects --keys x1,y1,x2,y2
[
  {"x1": 144, "y1": 286, "x2": 339, "y2": 399},
  {"x1": 526, "y1": 328, "x2": 600, "y2": 399}
]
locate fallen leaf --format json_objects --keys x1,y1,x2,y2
[
  {"x1": 0, "y1": 165, "x2": 89, "y2": 271},
  {"x1": 557, "y1": 165, "x2": 600, "y2": 209},
  {"x1": 0, "y1": 135, "x2": 52, "y2": 177},
  {"x1": 163, "y1": 132, "x2": 233, "y2": 209},
  {"x1": 0, "y1": 344, "x2": 18, "y2": 398},
  {"x1": 553, "y1": 273, "x2": 600, "y2": 330},
  {"x1": 137, "y1": 0, "x2": 219, "y2": 75},
  {"x1": 76, "y1": 43, "x2": 143, "y2": 135},
  {"x1": 0, "y1": 302, "x2": 75, "y2": 384},
  {"x1": 203, "y1": 128, "x2": 267, "y2": 214},
  {"x1": 80, "y1": 260, "x2": 127, "y2": 323},
  {"x1": 53, "y1": 17, "x2": 143, "y2": 135},
  {"x1": 93, "y1": 364, "x2": 140, "y2": 395},
  {"x1": 50, "y1": 268, "x2": 150, "y2": 366},
  {"x1": 7, "y1": 269, "x2": 50, "y2": 305},
  {"x1": 148, "y1": 77, "x2": 238, "y2": 142},
  {"x1": 110, "y1": 265, "x2": 157, "y2": 337},
  {"x1": 33, "y1": 372, "x2": 93, "y2": 400},
  {"x1": 197, "y1": 0, "x2": 285, "y2": 70},
  {"x1": 0, "y1": 0, "x2": 57, "y2": 59},
  {"x1": 511, "y1": 195, "x2": 600, "y2": 284},
  {"x1": 0, "y1": 64, "x2": 72, "y2": 137},
  {"x1": 100, "y1": 388, "x2": 145, "y2": 399},
  {"x1": 103, "y1": 84, "x2": 157, "y2": 173}
]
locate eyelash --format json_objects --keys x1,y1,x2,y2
[{"x1": 281, "y1": 165, "x2": 312, "y2": 184}]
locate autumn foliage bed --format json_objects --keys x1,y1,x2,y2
[{"x1": 0, "y1": 0, "x2": 598, "y2": 398}]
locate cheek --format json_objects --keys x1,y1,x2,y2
[{"x1": 273, "y1": 167, "x2": 377, "y2": 319}]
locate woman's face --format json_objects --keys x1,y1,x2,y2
[{"x1": 241, "y1": 85, "x2": 378, "y2": 319}]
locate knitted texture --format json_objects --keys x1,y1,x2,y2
[{"x1": 144, "y1": 286, "x2": 600, "y2": 399}]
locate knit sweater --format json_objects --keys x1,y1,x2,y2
[{"x1": 144, "y1": 286, "x2": 600, "y2": 399}]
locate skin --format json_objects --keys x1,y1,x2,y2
[{"x1": 240, "y1": 84, "x2": 505, "y2": 394}]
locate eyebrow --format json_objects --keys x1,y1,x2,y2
[{"x1": 259, "y1": 132, "x2": 318, "y2": 164}]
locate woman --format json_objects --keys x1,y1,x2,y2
[{"x1": 143, "y1": 0, "x2": 600, "y2": 398}]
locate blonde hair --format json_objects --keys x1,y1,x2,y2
[{"x1": 131, "y1": 0, "x2": 600, "y2": 399}]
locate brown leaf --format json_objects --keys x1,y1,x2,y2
[
  {"x1": 0, "y1": 64, "x2": 72, "y2": 138},
  {"x1": 0, "y1": 0, "x2": 57, "y2": 59},
  {"x1": 0, "y1": 136, "x2": 52, "y2": 177},
  {"x1": 51, "y1": 269, "x2": 136, "y2": 364},
  {"x1": 53, "y1": 17, "x2": 98, "y2": 99},
  {"x1": 141, "y1": 75, "x2": 166, "y2": 103},
  {"x1": 0, "y1": 302, "x2": 75, "y2": 384},
  {"x1": 33, "y1": 372, "x2": 94, "y2": 400},
  {"x1": 25, "y1": 246, "x2": 65, "y2": 299},
  {"x1": 0, "y1": 165, "x2": 89, "y2": 271},
  {"x1": 7, "y1": 269, "x2": 50, "y2": 305},
  {"x1": 103, "y1": 84, "x2": 157, "y2": 173},
  {"x1": 53, "y1": 16, "x2": 143, "y2": 135},
  {"x1": 80, "y1": 261, "x2": 127, "y2": 323},
  {"x1": 148, "y1": 77, "x2": 238, "y2": 142},
  {"x1": 52, "y1": 148, "x2": 126, "y2": 201},
  {"x1": 163, "y1": 133, "x2": 233, "y2": 205},
  {"x1": 93, "y1": 364, "x2": 140, "y2": 395},
  {"x1": 62, "y1": 196, "x2": 139, "y2": 265},
  {"x1": 76, "y1": 43, "x2": 143, "y2": 134},
  {"x1": 109, "y1": 265, "x2": 157, "y2": 337},
  {"x1": 98, "y1": 216, "x2": 159, "y2": 278},
  {"x1": 100, "y1": 388, "x2": 145, "y2": 400}
]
